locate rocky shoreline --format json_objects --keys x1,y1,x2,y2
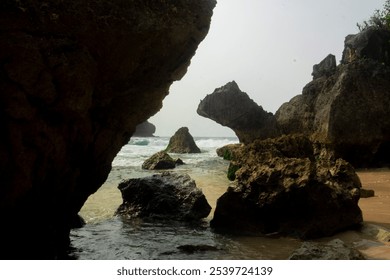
[{"x1": 198, "y1": 27, "x2": 390, "y2": 168}]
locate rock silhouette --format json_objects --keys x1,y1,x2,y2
[{"x1": 0, "y1": 0, "x2": 215, "y2": 259}]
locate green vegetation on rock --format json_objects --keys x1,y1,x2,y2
[{"x1": 358, "y1": 0, "x2": 390, "y2": 31}]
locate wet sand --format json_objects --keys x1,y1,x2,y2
[
  {"x1": 79, "y1": 167, "x2": 390, "y2": 259},
  {"x1": 354, "y1": 169, "x2": 390, "y2": 259},
  {"x1": 357, "y1": 169, "x2": 390, "y2": 228}
]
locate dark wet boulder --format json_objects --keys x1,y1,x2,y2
[
  {"x1": 197, "y1": 81, "x2": 280, "y2": 144},
  {"x1": 210, "y1": 135, "x2": 363, "y2": 239},
  {"x1": 360, "y1": 189, "x2": 375, "y2": 198},
  {"x1": 177, "y1": 244, "x2": 219, "y2": 254},
  {"x1": 165, "y1": 127, "x2": 201, "y2": 153},
  {"x1": 289, "y1": 239, "x2": 365, "y2": 260},
  {"x1": 116, "y1": 172, "x2": 211, "y2": 221},
  {"x1": 142, "y1": 151, "x2": 177, "y2": 170}
]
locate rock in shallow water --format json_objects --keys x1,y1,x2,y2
[
  {"x1": 116, "y1": 172, "x2": 211, "y2": 221},
  {"x1": 165, "y1": 127, "x2": 201, "y2": 153},
  {"x1": 142, "y1": 151, "x2": 177, "y2": 170},
  {"x1": 211, "y1": 135, "x2": 363, "y2": 239}
]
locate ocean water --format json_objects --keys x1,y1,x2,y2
[{"x1": 69, "y1": 136, "x2": 301, "y2": 259}]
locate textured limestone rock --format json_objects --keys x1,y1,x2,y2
[
  {"x1": 198, "y1": 28, "x2": 390, "y2": 167},
  {"x1": 276, "y1": 27, "x2": 390, "y2": 167},
  {"x1": 276, "y1": 58, "x2": 390, "y2": 167},
  {"x1": 116, "y1": 172, "x2": 211, "y2": 221},
  {"x1": 210, "y1": 135, "x2": 363, "y2": 239},
  {"x1": 0, "y1": 0, "x2": 215, "y2": 259},
  {"x1": 142, "y1": 151, "x2": 178, "y2": 170},
  {"x1": 165, "y1": 127, "x2": 201, "y2": 153},
  {"x1": 342, "y1": 26, "x2": 390, "y2": 64},
  {"x1": 133, "y1": 121, "x2": 156, "y2": 137},
  {"x1": 197, "y1": 81, "x2": 280, "y2": 144},
  {"x1": 311, "y1": 54, "x2": 337, "y2": 79}
]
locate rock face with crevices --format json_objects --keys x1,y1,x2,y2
[
  {"x1": 0, "y1": 0, "x2": 215, "y2": 259},
  {"x1": 289, "y1": 239, "x2": 365, "y2": 260},
  {"x1": 197, "y1": 81, "x2": 280, "y2": 144},
  {"x1": 198, "y1": 27, "x2": 390, "y2": 167},
  {"x1": 210, "y1": 135, "x2": 363, "y2": 239},
  {"x1": 116, "y1": 172, "x2": 212, "y2": 221}
]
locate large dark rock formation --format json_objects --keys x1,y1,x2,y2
[
  {"x1": 165, "y1": 127, "x2": 201, "y2": 153},
  {"x1": 0, "y1": 0, "x2": 215, "y2": 259},
  {"x1": 210, "y1": 135, "x2": 363, "y2": 239},
  {"x1": 198, "y1": 27, "x2": 390, "y2": 167},
  {"x1": 133, "y1": 121, "x2": 156, "y2": 137},
  {"x1": 116, "y1": 172, "x2": 211, "y2": 221},
  {"x1": 197, "y1": 81, "x2": 280, "y2": 144}
]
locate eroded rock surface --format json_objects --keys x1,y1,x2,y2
[
  {"x1": 197, "y1": 81, "x2": 280, "y2": 144},
  {"x1": 276, "y1": 27, "x2": 390, "y2": 167},
  {"x1": 210, "y1": 135, "x2": 363, "y2": 239},
  {"x1": 0, "y1": 0, "x2": 215, "y2": 259},
  {"x1": 116, "y1": 172, "x2": 211, "y2": 221},
  {"x1": 198, "y1": 28, "x2": 390, "y2": 167},
  {"x1": 165, "y1": 127, "x2": 201, "y2": 153},
  {"x1": 142, "y1": 151, "x2": 181, "y2": 170}
]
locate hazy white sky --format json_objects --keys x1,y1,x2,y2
[{"x1": 149, "y1": 0, "x2": 385, "y2": 137}]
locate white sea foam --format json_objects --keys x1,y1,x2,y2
[{"x1": 112, "y1": 136, "x2": 238, "y2": 167}]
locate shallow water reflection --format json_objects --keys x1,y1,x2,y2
[{"x1": 69, "y1": 217, "x2": 301, "y2": 260}]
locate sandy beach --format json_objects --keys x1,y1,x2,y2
[{"x1": 78, "y1": 166, "x2": 390, "y2": 259}]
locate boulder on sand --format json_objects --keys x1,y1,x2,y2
[
  {"x1": 165, "y1": 127, "x2": 201, "y2": 153},
  {"x1": 116, "y1": 172, "x2": 211, "y2": 221},
  {"x1": 210, "y1": 135, "x2": 363, "y2": 239}
]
